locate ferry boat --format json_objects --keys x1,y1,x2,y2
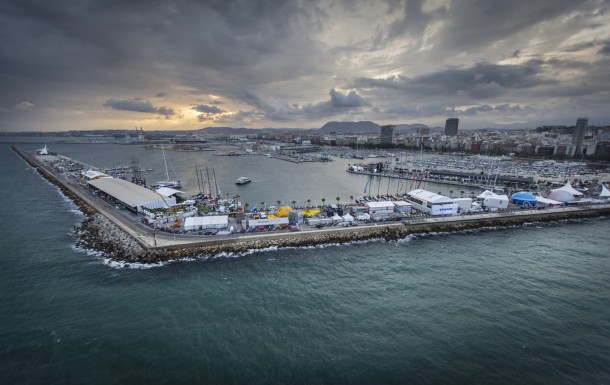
[{"x1": 236, "y1": 177, "x2": 251, "y2": 185}]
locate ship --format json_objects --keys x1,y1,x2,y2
[
  {"x1": 236, "y1": 177, "x2": 251, "y2": 185},
  {"x1": 152, "y1": 145, "x2": 182, "y2": 190}
]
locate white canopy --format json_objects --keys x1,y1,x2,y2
[
  {"x1": 600, "y1": 184, "x2": 610, "y2": 198},
  {"x1": 331, "y1": 214, "x2": 342, "y2": 222},
  {"x1": 155, "y1": 187, "x2": 183, "y2": 197},
  {"x1": 342, "y1": 213, "x2": 354, "y2": 223},
  {"x1": 551, "y1": 182, "x2": 583, "y2": 196},
  {"x1": 536, "y1": 196, "x2": 564, "y2": 206},
  {"x1": 477, "y1": 190, "x2": 498, "y2": 199}
]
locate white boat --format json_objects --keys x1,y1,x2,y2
[
  {"x1": 236, "y1": 177, "x2": 251, "y2": 185},
  {"x1": 153, "y1": 145, "x2": 182, "y2": 189}
]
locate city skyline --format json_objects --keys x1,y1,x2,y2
[{"x1": 1, "y1": 0, "x2": 610, "y2": 132}]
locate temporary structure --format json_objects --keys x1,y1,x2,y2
[
  {"x1": 600, "y1": 184, "x2": 610, "y2": 198},
  {"x1": 511, "y1": 192, "x2": 537, "y2": 207},
  {"x1": 342, "y1": 213, "x2": 354, "y2": 223}
]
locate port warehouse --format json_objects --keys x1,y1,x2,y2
[
  {"x1": 406, "y1": 189, "x2": 459, "y2": 215},
  {"x1": 87, "y1": 177, "x2": 176, "y2": 213}
]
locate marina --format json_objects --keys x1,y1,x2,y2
[{"x1": 12, "y1": 144, "x2": 610, "y2": 264}]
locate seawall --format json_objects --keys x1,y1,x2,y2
[{"x1": 13, "y1": 146, "x2": 610, "y2": 264}]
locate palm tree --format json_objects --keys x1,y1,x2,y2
[
  {"x1": 460, "y1": 190, "x2": 464, "y2": 198},
  {"x1": 291, "y1": 200, "x2": 297, "y2": 208},
  {"x1": 321, "y1": 197, "x2": 326, "y2": 207},
  {"x1": 277, "y1": 200, "x2": 281, "y2": 207},
  {"x1": 336, "y1": 197, "x2": 340, "y2": 205},
  {"x1": 261, "y1": 201, "x2": 265, "y2": 210},
  {"x1": 307, "y1": 198, "x2": 311, "y2": 208},
  {"x1": 470, "y1": 191, "x2": 475, "y2": 198},
  {"x1": 350, "y1": 195, "x2": 354, "y2": 204},
  {"x1": 449, "y1": 190, "x2": 454, "y2": 198},
  {"x1": 244, "y1": 202, "x2": 249, "y2": 211}
]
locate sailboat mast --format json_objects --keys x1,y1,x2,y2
[
  {"x1": 205, "y1": 166, "x2": 212, "y2": 197},
  {"x1": 161, "y1": 145, "x2": 170, "y2": 181},
  {"x1": 212, "y1": 168, "x2": 220, "y2": 198},
  {"x1": 195, "y1": 165, "x2": 202, "y2": 194}
]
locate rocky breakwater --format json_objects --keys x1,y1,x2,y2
[
  {"x1": 74, "y1": 206, "x2": 610, "y2": 265},
  {"x1": 75, "y1": 213, "x2": 166, "y2": 263},
  {"x1": 75, "y1": 218, "x2": 413, "y2": 264}
]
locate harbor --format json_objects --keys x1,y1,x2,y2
[{"x1": 13, "y1": 145, "x2": 610, "y2": 264}]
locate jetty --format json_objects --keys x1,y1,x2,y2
[{"x1": 13, "y1": 146, "x2": 610, "y2": 264}]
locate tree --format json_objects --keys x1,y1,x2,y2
[
  {"x1": 336, "y1": 197, "x2": 340, "y2": 204},
  {"x1": 449, "y1": 190, "x2": 454, "y2": 198},
  {"x1": 460, "y1": 190, "x2": 464, "y2": 198},
  {"x1": 321, "y1": 197, "x2": 326, "y2": 206},
  {"x1": 277, "y1": 200, "x2": 281, "y2": 207},
  {"x1": 350, "y1": 195, "x2": 354, "y2": 204},
  {"x1": 261, "y1": 201, "x2": 265, "y2": 210},
  {"x1": 307, "y1": 198, "x2": 311, "y2": 207},
  {"x1": 244, "y1": 203, "x2": 249, "y2": 211},
  {"x1": 291, "y1": 200, "x2": 296, "y2": 208}
]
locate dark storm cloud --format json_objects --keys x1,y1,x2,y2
[
  {"x1": 239, "y1": 89, "x2": 369, "y2": 121},
  {"x1": 353, "y1": 61, "x2": 551, "y2": 100},
  {"x1": 104, "y1": 98, "x2": 175, "y2": 117},
  {"x1": 192, "y1": 104, "x2": 225, "y2": 114},
  {"x1": 387, "y1": 0, "x2": 433, "y2": 39},
  {"x1": 434, "y1": 0, "x2": 585, "y2": 53},
  {"x1": 1, "y1": 0, "x2": 610, "y2": 130},
  {"x1": 598, "y1": 42, "x2": 610, "y2": 55},
  {"x1": 0, "y1": 0, "x2": 328, "y2": 108},
  {"x1": 329, "y1": 89, "x2": 368, "y2": 108}
]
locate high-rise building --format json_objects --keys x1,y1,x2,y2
[
  {"x1": 572, "y1": 117, "x2": 588, "y2": 157},
  {"x1": 445, "y1": 118, "x2": 459, "y2": 136},
  {"x1": 380, "y1": 125, "x2": 395, "y2": 144}
]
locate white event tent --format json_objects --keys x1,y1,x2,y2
[
  {"x1": 549, "y1": 182, "x2": 583, "y2": 203},
  {"x1": 600, "y1": 184, "x2": 610, "y2": 199}
]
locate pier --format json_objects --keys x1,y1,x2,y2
[{"x1": 13, "y1": 145, "x2": 610, "y2": 264}]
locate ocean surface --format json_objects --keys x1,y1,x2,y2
[{"x1": 1, "y1": 140, "x2": 609, "y2": 384}]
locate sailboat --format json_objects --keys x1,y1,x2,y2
[{"x1": 152, "y1": 145, "x2": 182, "y2": 190}]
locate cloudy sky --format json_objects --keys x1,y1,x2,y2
[{"x1": 1, "y1": 0, "x2": 610, "y2": 132}]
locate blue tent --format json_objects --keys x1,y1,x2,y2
[{"x1": 511, "y1": 192, "x2": 537, "y2": 207}]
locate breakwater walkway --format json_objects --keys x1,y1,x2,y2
[{"x1": 13, "y1": 146, "x2": 610, "y2": 264}]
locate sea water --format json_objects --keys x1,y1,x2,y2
[{"x1": 1, "y1": 141, "x2": 609, "y2": 384}]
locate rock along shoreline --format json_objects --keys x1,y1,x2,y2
[{"x1": 13, "y1": 145, "x2": 610, "y2": 265}]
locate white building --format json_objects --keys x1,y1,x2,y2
[
  {"x1": 476, "y1": 190, "x2": 509, "y2": 210},
  {"x1": 393, "y1": 201, "x2": 413, "y2": 214},
  {"x1": 406, "y1": 189, "x2": 458, "y2": 215},
  {"x1": 246, "y1": 217, "x2": 289, "y2": 229},
  {"x1": 183, "y1": 215, "x2": 229, "y2": 231},
  {"x1": 365, "y1": 201, "x2": 395, "y2": 219}
]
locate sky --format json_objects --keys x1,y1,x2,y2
[{"x1": 1, "y1": 0, "x2": 610, "y2": 132}]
